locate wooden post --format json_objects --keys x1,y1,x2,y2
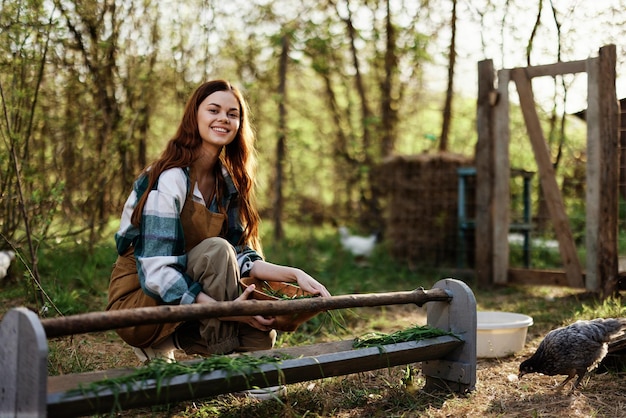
[
  {"x1": 586, "y1": 44, "x2": 619, "y2": 295},
  {"x1": 511, "y1": 68, "x2": 584, "y2": 288},
  {"x1": 587, "y1": 55, "x2": 601, "y2": 292},
  {"x1": 492, "y1": 69, "x2": 511, "y2": 284},
  {"x1": 423, "y1": 278, "x2": 477, "y2": 392},
  {"x1": 0, "y1": 308, "x2": 48, "y2": 417},
  {"x1": 475, "y1": 59, "x2": 495, "y2": 287}
]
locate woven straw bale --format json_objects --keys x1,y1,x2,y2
[{"x1": 377, "y1": 152, "x2": 474, "y2": 267}]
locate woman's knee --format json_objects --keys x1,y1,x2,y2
[
  {"x1": 191, "y1": 237, "x2": 235, "y2": 258},
  {"x1": 187, "y1": 238, "x2": 237, "y2": 272},
  {"x1": 186, "y1": 237, "x2": 239, "y2": 296}
]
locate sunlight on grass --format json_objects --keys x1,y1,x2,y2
[{"x1": 4, "y1": 222, "x2": 625, "y2": 418}]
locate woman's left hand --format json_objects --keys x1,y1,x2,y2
[
  {"x1": 293, "y1": 269, "x2": 331, "y2": 297},
  {"x1": 249, "y1": 260, "x2": 332, "y2": 298}
]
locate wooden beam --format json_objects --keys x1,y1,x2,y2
[
  {"x1": 586, "y1": 55, "x2": 600, "y2": 292},
  {"x1": 41, "y1": 289, "x2": 452, "y2": 339},
  {"x1": 597, "y1": 45, "x2": 620, "y2": 296},
  {"x1": 475, "y1": 59, "x2": 496, "y2": 287},
  {"x1": 507, "y1": 268, "x2": 584, "y2": 287},
  {"x1": 522, "y1": 59, "x2": 587, "y2": 78},
  {"x1": 511, "y1": 68, "x2": 584, "y2": 288},
  {"x1": 492, "y1": 69, "x2": 511, "y2": 284}
]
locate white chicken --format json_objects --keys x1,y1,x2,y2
[
  {"x1": 338, "y1": 226, "x2": 379, "y2": 258},
  {"x1": 0, "y1": 250, "x2": 16, "y2": 280}
]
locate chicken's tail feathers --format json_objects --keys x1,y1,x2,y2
[
  {"x1": 598, "y1": 317, "x2": 626, "y2": 338},
  {"x1": 571, "y1": 318, "x2": 626, "y2": 342},
  {"x1": 608, "y1": 317, "x2": 626, "y2": 329}
]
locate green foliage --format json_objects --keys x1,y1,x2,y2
[
  {"x1": 261, "y1": 223, "x2": 436, "y2": 296},
  {"x1": 1, "y1": 222, "x2": 434, "y2": 320},
  {"x1": 34, "y1": 241, "x2": 116, "y2": 314},
  {"x1": 352, "y1": 324, "x2": 460, "y2": 348},
  {"x1": 576, "y1": 296, "x2": 626, "y2": 320}
]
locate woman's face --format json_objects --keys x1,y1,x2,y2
[{"x1": 197, "y1": 90, "x2": 241, "y2": 149}]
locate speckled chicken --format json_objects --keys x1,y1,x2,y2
[{"x1": 518, "y1": 318, "x2": 626, "y2": 391}]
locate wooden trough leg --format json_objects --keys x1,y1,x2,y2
[
  {"x1": 422, "y1": 278, "x2": 477, "y2": 393},
  {"x1": 0, "y1": 307, "x2": 48, "y2": 417}
]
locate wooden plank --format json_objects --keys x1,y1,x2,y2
[
  {"x1": 492, "y1": 69, "x2": 511, "y2": 284},
  {"x1": 596, "y1": 45, "x2": 619, "y2": 296},
  {"x1": 586, "y1": 55, "x2": 601, "y2": 292},
  {"x1": 0, "y1": 308, "x2": 48, "y2": 418},
  {"x1": 507, "y1": 268, "x2": 584, "y2": 287},
  {"x1": 511, "y1": 68, "x2": 584, "y2": 288},
  {"x1": 48, "y1": 368, "x2": 136, "y2": 394},
  {"x1": 422, "y1": 359, "x2": 473, "y2": 384},
  {"x1": 424, "y1": 279, "x2": 476, "y2": 392},
  {"x1": 475, "y1": 59, "x2": 496, "y2": 287},
  {"x1": 522, "y1": 59, "x2": 587, "y2": 78},
  {"x1": 47, "y1": 337, "x2": 463, "y2": 418},
  {"x1": 47, "y1": 340, "x2": 356, "y2": 393}
]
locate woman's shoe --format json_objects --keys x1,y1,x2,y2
[
  {"x1": 132, "y1": 346, "x2": 175, "y2": 364},
  {"x1": 240, "y1": 385, "x2": 286, "y2": 400}
]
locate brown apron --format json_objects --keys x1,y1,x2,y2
[{"x1": 106, "y1": 170, "x2": 225, "y2": 348}]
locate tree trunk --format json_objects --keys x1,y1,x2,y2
[
  {"x1": 380, "y1": 0, "x2": 398, "y2": 157},
  {"x1": 439, "y1": 0, "x2": 457, "y2": 152},
  {"x1": 273, "y1": 34, "x2": 289, "y2": 241}
]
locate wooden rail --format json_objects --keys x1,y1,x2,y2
[
  {"x1": 41, "y1": 287, "x2": 452, "y2": 338},
  {"x1": 0, "y1": 278, "x2": 477, "y2": 418}
]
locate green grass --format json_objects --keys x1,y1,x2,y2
[
  {"x1": 1, "y1": 223, "x2": 618, "y2": 340},
  {"x1": 2, "y1": 223, "x2": 625, "y2": 416},
  {"x1": 260, "y1": 224, "x2": 441, "y2": 295},
  {"x1": 2, "y1": 224, "x2": 436, "y2": 317}
]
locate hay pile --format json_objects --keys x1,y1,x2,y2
[{"x1": 376, "y1": 152, "x2": 474, "y2": 268}]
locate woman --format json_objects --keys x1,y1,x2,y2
[{"x1": 107, "y1": 80, "x2": 331, "y2": 363}]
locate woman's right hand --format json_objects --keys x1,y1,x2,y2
[
  {"x1": 233, "y1": 284, "x2": 276, "y2": 331},
  {"x1": 203, "y1": 284, "x2": 274, "y2": 331}
]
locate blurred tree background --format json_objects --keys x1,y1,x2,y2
[{"x1": 2, "y1": 0, "x2": 626, "y2": 297}]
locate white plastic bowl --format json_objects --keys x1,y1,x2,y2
[{"x1": 477, "y1": 311, "x2": 533, "y2": 358}]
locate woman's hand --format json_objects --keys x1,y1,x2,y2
[
  {"x1": 293, "y1": 269, "x2": 331, "y2": 297},
  {"x1": 228, "y1": 284, "x2": 276, "y2": 331},
  {"x1": 249, "y1": 260, "x2": 332, "y2": 298},
  {"x1": 195, "y1": 285, "x2": 276, "y2": 331}
]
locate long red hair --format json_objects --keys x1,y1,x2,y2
[{"x1": 131, "y1": 80, "x2": 261, "y2": 251}]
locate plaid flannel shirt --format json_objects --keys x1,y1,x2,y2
[{"x1": 114, "y1": 166, "x2": 262, "y2": 305}]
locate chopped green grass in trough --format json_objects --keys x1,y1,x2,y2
[
  {"x1": 352, "y1": 324, "x2": 460, "y2": 348},
  {"x1": 68, "y1": 353, "x2": 293, "y2": 402},
  {"x1": 66, "y1": 325, "x2": 456, "y2": 406}
]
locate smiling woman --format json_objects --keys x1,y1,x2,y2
[
  {"x1": 106, "y1": 79, "x2": 331, "y2": 364},
  {"x1": 196, "y1": 90, "x2": 241, "y2": 152}
]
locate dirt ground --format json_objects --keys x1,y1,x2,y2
[{"x1": 47, "y1": 304, "x2": 626, "y2": 417}]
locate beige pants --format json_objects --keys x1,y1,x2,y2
[{"x1": 176, "y1": 237, "x2": 276, "y2": 355}]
